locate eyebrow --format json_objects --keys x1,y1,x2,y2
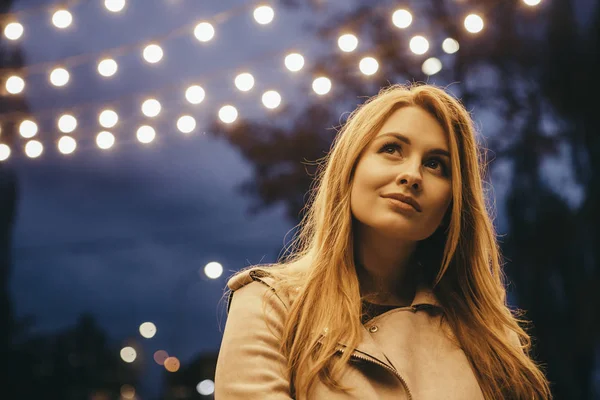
[{"x1": 376, "y1": 132, "x2": 450, "y2": 158}]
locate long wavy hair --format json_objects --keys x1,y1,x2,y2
[{"x1": 230, "y1": 83, "x2": 551, "y2": 399}]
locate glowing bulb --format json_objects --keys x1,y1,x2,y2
[
  {"x1": 253, "y1": 5, "x2": 274, "y2": 25},
  {"x1": 137, "y1": 125, "x2": 156, "y2": 144},
  {"x1": 392, "y1": 9, "x2": 412, "y2": 28},
  {"x1": 204, "y1": 262, "x2": 223, "y2": 279},
  {"x1": 262, "y1": 90, "x2": 281, "y2": 109},
  {"x1": 464, "y1": 14, "x2": 484, "y2": 33},
  {"x1": 98, "y1": 58, "x2": 118, "y2": 77},
  {"x1": 234, "y1": 73, "x2": 255, "y2": 92},
  {"x1": 409, "y1": 35, "x2": 429, "y2": 55},
  {"x1": 25, "y1": 140, "x2": 43, "y2": 158},
  {"x1": 338, "y1": 34, "x2": 358, "y2": 52},
  {"x1": 284, "y1": 53, "x2": 304, "y2": 72},
  {"x1": 139, "y1": 322, "x2": 157, "y2": 338},
  {"x1": 177, "y1": 115, "x2": 196, "y2": 133},
  {"x1": 4, "y1": 22, "x2": 24, "y2": 40},
  {"x1": 359, "y1": 57, "x2": 379, "y2": 76},
  {"x1": 120, "y1": 346, "x2": 136, "y2": 363},
  {"x1": 196, "y1": 380, "x2": 215, "y2": 396},
  {"x1": 99, "y1": 110, "x2": 118, "y2": 128},
  {"x1": 143, "y1": 44, "x2": 163, "y2": 63},
  {"x1": 422, "y1": 57, "x2": 442, "y2": 75},
  {"x1": 105, "y1": 0, "x2": 126, "y2": 12},
  {"x1": 0, "y1": 144, "x2": 11, "y2": 161},
  {"x1": 185, "y1": 85, "x2": 205, "y2": 104},
  {"x1": 141, "y1": 99, "x2": 161, "y2": 117},
  {"x1": 218, "y1": 105, "x2": 238, "y2": 124},
  {"x1": 58, "y1": 114, "x2": 77, "y2": 133},
  {"x1": 6, "y1": 76, "x2": 24, "y2": 94},
  {"x1": 50, "y1": 68, "x2": 70, "y2": 87},
  {"x1": 58, "y1": 136, "x2": 77, "y2": 154},
  {"x1": 442, "y1": 38, "x2": 459, "y2": 54},
  {"x1": 194, "y1": 22, "x2": 215, "y2": 42},
  {"x1": 52, "y1": 9, "x2": 72, "y2": 29},
  {"x1": 96, "y1": 131, "x2": 115, "y2": 149},
  {"x1": 312, "y1": 77, "x2": 331, "y2": 95},
  {"x1": 19, "y1": 120, "x2": 38, "y2": 138}
]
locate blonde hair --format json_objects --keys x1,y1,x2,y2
[{"x1": 229, "y1": 83, "x2": 551, "y2": 399}]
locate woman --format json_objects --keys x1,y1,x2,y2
[{"x1": 215, "y1": 84, "x2": 551, "y2": 399}]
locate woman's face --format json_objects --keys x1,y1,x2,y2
[{"x1": 350, "y1": 106, "x2": 453, "y2": 241}]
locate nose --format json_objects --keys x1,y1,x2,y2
[{"x1": 396, "y1": 161, "x2": 422, "y2": 192}]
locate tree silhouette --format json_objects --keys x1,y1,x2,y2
[{"x1": 210, "y1": 0, "x2": 600, "y2": 397}]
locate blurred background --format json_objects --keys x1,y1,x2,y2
[{"x1": 0, "y1": 0, "x2": 598, "y2": 399}]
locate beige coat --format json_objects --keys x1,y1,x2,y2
[{"x1": 215, "y1": 268, "x2": 489, "y2": 399}]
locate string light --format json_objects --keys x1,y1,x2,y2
[
  {"x1": 409, "y1": 35, "x2": 429, "y2": 55},
  {"x1": 464, "y1": 14, "x2": 484, "y2": 33},
  {"x1": 442, "y1": 38, "x2": 459, "y2": 54},
  {"x1": 337, "y1": 33, "x2": 358, "y2": 52},
  {"x1": 96, "y1": 131, "x2": 115, "y2": 149},
  {"x1": 422, "y1": 57, "x2": 442, "y2": 75},
  {"x1": 176, "y1": 115, "x2": 196, "y2": 133},
  {"x1": 98, "y1": 58, "x2": 118, "y2": 77},
  {"x1": 312, "y1": 77, "x2": 331, "y2": 95},
  {"x1": 58, "y1": 114, "x2": 77, "y2": 133},
  {"x1": 143, "y1": 44, "x2": 163, "y2": 63},
  {"x1": 19, "y1": 120, "x2": 38, "y2": 138},
  {"x1": 261, "y1": 90, "x2": 282, "y2": 109},
  {"x1": 359, "y1": 57, "x2": 379, "y2": 76},
  {"x1": 234, "y1": 72, "x2": 255, "y2": 92},
  {"x1": 58, "y1": 136, "x2": 77, "y2": 154},
  {"x1": 6, "y1": 76, "x2": 25, "y2": 94},
  {"x1": 284, "y1": 53, "x2": 304, "y2": 72},
  {"x1": 49, "y1": 68, "x2": 70, "y2": 87},
  {"x1": 185, "y1": 85, "x2": 205, "y2": 104},
  {"x1": 392, "y1": 9, "x2": 412, "y2": 29},
  {"x1": 218, "y1": 105, "x2": 238, "y2": 124},
  {"x1": 0, "y1": 144, "x2": 10, "y2": 161},
  {"x1": 52, "y1": 9, "x2": 73, "y2": 29},
  {"x1": 136, "y1": 126, "x2": 156, "y2": 144},
  {"x1": 141, "y1": 99, "x2": 161, "y2": 117},
  {"x1": 105, "y1": 0, "x2": 126, "y2": 13},
  {"x1": 4, "y1": 22, "x2": 24, "y2": 41},
  {"x1": 25, "y1": 140, "x2": 43, "y2": 158},
  {"x1": 99, "y1": 110, "x2": 119, "y2": 128},
  {"x1": 193, "y1": 22, "x2": 215, "y2": 42},
  {"x1": 253, "y1": 5, "x2": 275, "y2": 25},
  {"x1": 120, "y1": 346, "x2": 136, "y2": 363}
]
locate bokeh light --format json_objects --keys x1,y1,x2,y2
[
  {"x1": 338, "y1": 33, "x2": 358, "y2": 52},
  {"x1": 120, "y1": 385, "x2": 135, "y2": 400},
  {"x1": 392, "y1": 9, "x2": 412, "y2": 28},
  {"x1": 177, "y1": 115, "x2": 196, "y2": 133},
  {"x1": 359, "y1": 57, "x2": 379, "y2": 76},
  {"x1": 523, "y1": 0, "x2": 542, "y2": 5},
  {"x1": 409, "y1": 35, "x2": 429, "y2": 55},
  {"x1": 4, "y1": 22, "x2": 24, "y2": 40},
  {"x1": 98, "y1": 58, "x2": 118, "y2": 77},
  {"x1": 164, "y1": 357, "x2": 180, "y2": 372},
  {"x1": 253, "y1": 5, "x2": 274, "y2": 25},
  {"x1": 284, "y1": 53, "x2": 304, "y2": 72},
  {"x1": 194, "y1": 22, "x2": 215, "y2": 42},
  {"x1": 0, "y1": 144, "x2": 10, "y2": 161},
  {"x1": 262, "y1": 90, "x2": 282, "y2": 109},
  {"x1": 50, "y1": 68, "x2": 70, "y2": 87},
  {"x1": 143, "y1": 44, "x2": 163, "y2": 63},
  {"x1": 464, "y1": 14, "x2": 484, "y2": 33},
  {"x1": 442, "y1": 38, "x2": 459, "y2": 54},
  {"x1": 19, "y1": 120, "x2": 38, "y2": 138},
  {"x1": 105, "y1": 0, "x2": 126, "y2": 12},
  {"x1": 136, "y1": 126, "x2": 156, "y2": 144},
  {"x1": 234, "y1": 73, "x2": 255, "y2": 92},
  {"x1": 6, "y1": 76, "x2": 25, "y2": 94},
  {"x1": 52, "y1": 9, "x2": 73, "y2": 29},
  {"x1": 139, "y1": 321, "x2": 157, "y2": 338},
  {"x1": 218, "y1": 105, "x2": 238, "y2": 124},
  {"x1": 120, "y1": 346, "x2": 137, "y2": 363},
  {"x1": 141, "y1": 99, "x2": 161, "y2": 117},
  {"x1": 185, "y1": 85, "x2": 206, "y2": 104},
  {"x1": 96, "y1": 131, "x2": 115, "y2": 150},
  {"x1": 58, "y1": 136, "x2": 77, "y2": 155},
  {"x1": 153, "y1": 350, "x2": 169, "y2": 365},
  {"x1": 25, "y1": 140, "x2": 43, "y2": 158},
  {"x1": 312, "y1": 77, "x2": 332, "y2": 95},
  {"x1": 422, "y1": 57, "x2": 442, "y2": 75},
  {"x1": 196, "y1": 380, "x2": 215, "y2": 396},
  {"x1": 58, "y1": 114, "x2": 77, "y2": 133},
  {"x1": 204, "y1": 262, "x2": 223, "y2": 279},
  {"x1": 99, "y1": 110, "x2": 118, "y2": 128}
]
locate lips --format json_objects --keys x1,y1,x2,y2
[{"x1": 381, "y1": 193, "x2": 422, "y2": 212}]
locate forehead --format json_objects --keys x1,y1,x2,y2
[{"x1": 375, "y1": 106, "x2": 448, "y2": 147}]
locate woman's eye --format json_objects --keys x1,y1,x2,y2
[{"x1": 380, "y1": 142, "x2": 401, "y2": 154}]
